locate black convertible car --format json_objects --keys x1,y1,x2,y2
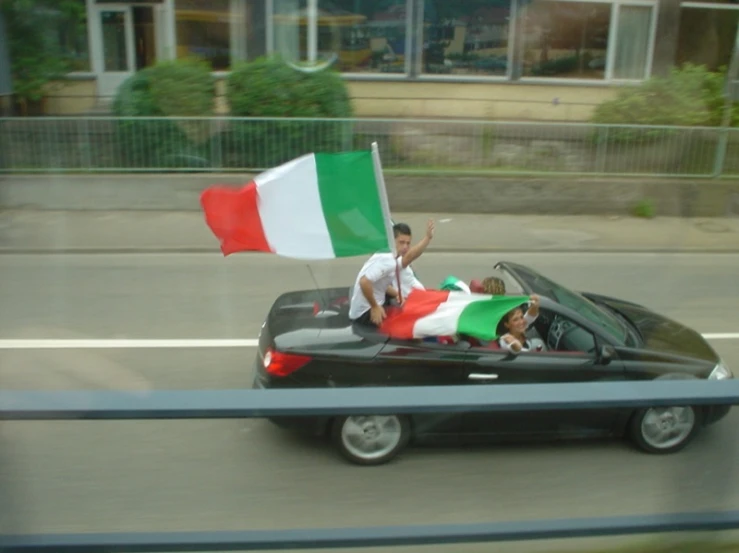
[{"x1": 252, "y1": 261, "x2": 733, "y2": 466}]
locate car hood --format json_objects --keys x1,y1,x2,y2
[{"x1": 591, "y1": 296, "x2": 719, "y2": 363}]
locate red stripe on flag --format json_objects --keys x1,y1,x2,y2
[
  {"x1": 200, "y1": 183, "x2": 271, "y2": 256},
  {"x1": 379, "y1": 289, "x2": 451, "y2": 339}
]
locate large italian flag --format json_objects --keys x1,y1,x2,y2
[
  {"x1": 200, "y1": 150, "x2": 394, "y2": 259},
  {"x1": 380, "y1": 289, "x2": 530, "y2": 341}
]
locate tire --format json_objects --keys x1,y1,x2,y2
[
  {"x1": 628, "y1": 374, "x2": 703, "y2": 454},
  {"x1": 330, "y1": 414, "x2": 411, "y2": 466}
]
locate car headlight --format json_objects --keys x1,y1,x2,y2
[{"x1": 709, "y1": 360, "x2": 733, "y2": 380}]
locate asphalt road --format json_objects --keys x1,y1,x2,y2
[{"x1": 2, "y1": 252, "x2": 739, "y2": 553}]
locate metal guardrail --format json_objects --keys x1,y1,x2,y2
[
  {"x1": 0, "y1": 116, "x2": 738, "y2": 177},
  {"x1": 3, "y1": 511, "x2": 739, "y2": 553},
  {"x1": 2, "y1": 380, "x2": 739, "y2": 553}
]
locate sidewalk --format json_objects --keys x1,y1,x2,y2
[{"x1": 1, "y1": 210, "x2": 738, "y2": 253}]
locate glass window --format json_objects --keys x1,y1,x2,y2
[
  {"x1": 501, "y1": 264, "x2": 630, "y2": 344},
  {"x1": 272, "y1": 0, "x2": 407, "y2": 73},
  {"x1": 677, "y1": 6, "x2": 739, "y2": 72},
  {"x1": 29, "y1": 0, "x2": 90, "y2": 72},
  {"x1": 175, "y1": 0, "x2": 231, "y2": 70},
  {"x1": 54, "y1": 0, "x2": 90, "y2": 72},
  {"x1": 612, "y1": 5, "x2": 653, "y2": 80},
  {"x1": 245, "y1": 0, "x2": 268, "y2": 61},
  {"x1": 522, "y1": 1, "x2": 611, "y2": 79},
  {"x1": 421, "y1": 0, "x2": 512, "y2": 76}
]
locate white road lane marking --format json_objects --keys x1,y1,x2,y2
[
  {"x1": 0, "y1": 334, "x2": 738, "y2": 349},
  {"x1": 0, "y1": 339, "x2": 260, "y2": 349}
]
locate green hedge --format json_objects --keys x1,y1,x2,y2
[
  {"x1": 591, "y1": 64, "x2": 739, "y2": 144},
  {"x1": 111, "y1": 56, "x2": 356, "y2": 170},
  {"x1": 217, "y1": 55, "x2": 355, "y2": 169},
  {"x1": 111, "y1": 58, "x2": 216, "y2": 169}
]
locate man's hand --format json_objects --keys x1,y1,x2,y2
[
  {"x1": 370, "y1": 305, "x2": 386, "y2": 325},
  {"x1": 400, "y1": 219, "x2": 435, "y2": 269},
  {"x1": 529, "y1": 294, "x2": 540, "y2": 308},
  {"x1": 425, "y1": 219, "x2": 435, "y2": 240}
]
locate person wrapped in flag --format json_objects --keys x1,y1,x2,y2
[
  {"x1": 379, "y1": 285, "x2": 542, "y2": 351},
  {"x1": 496, "y1": 293, "x2": 543, "y2": 353}
]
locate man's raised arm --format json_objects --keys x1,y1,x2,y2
[{"x1": 399, "y1": 219, "x2": 435, "y2": 268}]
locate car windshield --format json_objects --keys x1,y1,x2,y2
[{"x1": 500, "y1": 264, "x2": 630, "y2": 344}]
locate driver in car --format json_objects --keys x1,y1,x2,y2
[{"x1": 497, "y1": 295, "x2": 544, "y2": 353}]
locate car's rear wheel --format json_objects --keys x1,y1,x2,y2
[
  {"x1": 628, "y1": 374, "x2": 702, "y2": 454},
  {"x1": 331, "y1": 415, "x2": 411, "y2": 466}
]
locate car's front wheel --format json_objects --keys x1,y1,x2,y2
[
  {"x1": 330, "y1": 415, "x2": 411, "y2": 466},
  {"x1": 629, "y1": 404, "x2": 701, "y2": 454},
  {"x1": 628, "y1": 373, "x2": 704, "y2": 454}
]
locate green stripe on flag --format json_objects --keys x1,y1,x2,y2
[
  {"x1": 315, "y1": 151, "x2": 391, "y2": 257},
  {"x1": 457, "y1": 295, "x2": 530, "y2": 340}
]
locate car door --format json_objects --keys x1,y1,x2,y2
[
  {"x1": 374, "y1": 338, "x2": 472, "y2": 438},
  {"x1": 458, "y1": 317, "x2": 626, "y2": 441}
]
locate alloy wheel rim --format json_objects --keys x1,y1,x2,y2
[
  {"x1": 341, "y1": 415, "x2": 402, "y2": 460},
  {"x1": 640, "y1": 406, "x2": 695, "y2": 449}
]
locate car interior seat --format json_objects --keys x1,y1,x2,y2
[{"x1": 469, "y1": 279, "x2": 484, "y2": 293}]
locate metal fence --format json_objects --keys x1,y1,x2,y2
[
  {"x1": 1, "y1": 116, "x2": 738, "y2": 177},
  {"x1": 2, "y1": 380, "x2": 739, "y2": 552}
]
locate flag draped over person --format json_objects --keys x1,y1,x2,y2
[
  {"x1": 379, "y1": 289, "x2": 530, "y2": 341},
  {"x1": 200, "y1": 149, "x2": 394, "y2": 259},
  {"x1": 439, "y1": 275, "x2": 471, "y2": 293}
]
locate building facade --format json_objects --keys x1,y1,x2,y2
[{"x1": 22, "y1": 0, "x2": 739, "y2": 120}]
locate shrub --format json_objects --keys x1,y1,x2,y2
[
  {"x1": 147, "y1": 58, "x2": 216, "y2": 117},
  {"x1": 698, "y1": 66, "x2": 739, "y2": 127},
  {"x1": 1, "y1": 0, "x2": 79, "y2": 110},
  {"x1": 111, "y1": 58, "x2": 216, "y2": 169},
  {"x1": 593, "y1": 64, "x2": 714, "y2": 126},
  {"x1": 591, "y1": 64, "x2": 739, "y2": 144},
  {"x1": 218, "y1": 55, "x2": 354, "y2": 168},
  {"x1": 632, "y1": 199, "x2": 655, "y2": 219}
]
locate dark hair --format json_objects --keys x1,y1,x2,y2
[
  {"x1": 496, "y1": 305, "x2": 526, "y2": 336},
  {"x1": 393, "y1": 223, "x2": 412, "y2": 237}
]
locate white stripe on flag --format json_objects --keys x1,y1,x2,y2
[
  {"x1": 413, "y1": 294, "x2": 483, "y2": 338},
  {"x1": 255, "y1": 154, "x2": 335, "y2": 259}
]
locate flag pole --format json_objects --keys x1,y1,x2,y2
[
  {"x1": 371, "y1": 141, "x2": 396, "y2": 257},
  {"x1": 371, "y1": 141, "x2": 403, "y2": 304}
]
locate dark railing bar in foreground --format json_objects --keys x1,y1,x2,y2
[
  {"x1": 2, "y1": 380, "x2": 739, "y2": 421},
  {"x1": 3, "y1": 510, "x2": 739, "y2": 553},
  {"x1": 3, "y1": 381, "x2": 739, "y2": 553}
]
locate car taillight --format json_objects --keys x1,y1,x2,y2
[{"x1": 263, "y1": 348, "x2": 311, "y2": 377}]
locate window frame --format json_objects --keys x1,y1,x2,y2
[
  {"x1": 68, "y1": 0, "x2": 667, "y2": 85},
  {"x1": 516, "y1": 0, "x2": 659, "y2": 85},
  {"x1": 676, "y1": 0, "x2": 739, "y2": 79},
  {"x1": 414, "y1": 0, "x2": 517, "y2": 82},
  {"x1": 265, "y1": 0, "x2": 414, "y2": 80}
]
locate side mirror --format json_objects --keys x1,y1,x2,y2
[{"x1": 598, "y1": 345, "x2": 616, "y2": 364}]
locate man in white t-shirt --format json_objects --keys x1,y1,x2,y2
[
  {"x1": 349, "y1": 220, "x2": 434, "y2": 325},
  {"x1": 397, "y1": 262, "x2": 425, "y2": 298}
]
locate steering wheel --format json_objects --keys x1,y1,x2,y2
[{"x1": 547, "y1": 316, "x2": 576, "y2": 351}]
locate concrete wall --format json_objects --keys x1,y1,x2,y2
[
  {"x1": 2, "y1": 174, "x2": 738, "y2": 217},
  {"x1": 345, "y1": 81, "x2": 620, "y2": 122},
  {"x1": 44, "y1": 78, "x2": 98, "y2": 115},
  {"x1": 41, "y1": 76, "x2": 619, "y2": 122}
]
